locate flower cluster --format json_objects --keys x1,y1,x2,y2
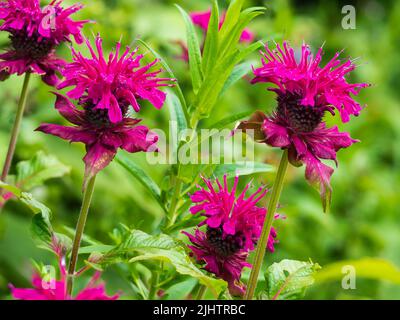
[
  {"x1": 184, "y1": 176, "x2": 278, "y2": 296},
  {"x1": 239, "y1": 42, "x2": 368, "y2": 209},
  {"x1": 0, "y1": 0, "x2": 88, "y2": 85},
  {"x1": 10, "y1": 239, "x2": 119, "y2": 300},
  {"x1": 37, "y1": 36, "x2": 174, "y2": 184}
]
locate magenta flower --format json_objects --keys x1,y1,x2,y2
[
  {"x1": 239, "y1": 42, "x2": 368, "y2": 208},
  {"x1": 251, "y1": 42, "x2": 368, "y2": 123},
  {"x1": 190, "y1": 9, "x2": 254, "y2": 43},
  {"x1": 190, "y1": 175, "x2": 278, "y2": 252},
  {"x1": 10, "y1": 239, "x2": 119, "y2": 300},
  {"x1": 58, "y1": 36, "x2": 174, "y2": 123},
  {"x1": 0, "y1": 0, "x2": 88, "y2": 86},
  {"x1": 183, "y1": 228, "x2": 251, "y2": 296},
  {"x1": 36, "y1": 93, "x2": 158, "y2": 185},
  {"x1": 184, "y1": 176, "x2": 280, "y2": 296}
]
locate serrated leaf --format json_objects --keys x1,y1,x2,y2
[
  {"x1": 106, "y1": 230, "x2": 227, "y2": 297},
  {"x1": 115, "y1": 153, "x2": 167, "y2": 213},
  {"x1": 176, "y1": 5, "x2": 203, "y2": 93},
  {"x1": 213, "y1": 162, "x2": 274, "y2": 179},
  {"x1": 265, "y1": 259, "x2": 321, "y2": 300}
]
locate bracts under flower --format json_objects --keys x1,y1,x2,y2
[{"x1": 237, "y1": 42, "x2": 369, "y2": 210}]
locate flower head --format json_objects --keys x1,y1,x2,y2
[
  {"x1": 36, "y1": 93, "x2": 158, "y2": 185},
  {"x1": 251, "y1": 42, "x2": 369, "y2": 123},
  {"x1": 10, "y1": 238, "x2": 119, "y2": 300},
  {"x1": 239, "y1": 42, "x2": 367, "y2": 209},
  {"x1": 58, "y1": 35, "x2": 175, "y2": 123},
  {"x1": 183, "y1": 229, "x2": 251, "y2": 296},
  {"x1": 190, "y1": 175, "x2": 277, "y2": 252},
  {"x1": 0, "y1": 0, "x2": 88, "y2": 85},
  {"x1": 184, "y1": 176, "x2": 280, "y2": 296}
]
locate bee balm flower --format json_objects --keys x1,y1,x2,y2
[
  {"x1": 36, "y1": 93, "x2": 158, "y2": 186},
  {"x1": 0, "y1": 0, "x2": 88, "y2": 86},
  {"x1": 184, "y1": 176, "x2": 279, "y2": 296},
  {"x1": 58, "y1": 35, "x2": 174, "y2": 123},
  {"x1": 239, "y1": 42, "x2": 368, "y2": 209}
]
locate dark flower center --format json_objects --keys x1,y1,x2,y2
[
  {"x1": 206, "y1": 227, "x2": 245, "y2": 257},
  {"x1": 10, "y1": 30, "x2": 55, "y2": 60},
  {"x1": 85, "y1": 107, "x2": 111, "y2": 127},
  {"x1": 277, "y1": 92, "x2": 324, "y2": 133},
  {"x1": 82, "y1": 99, "x2": 130, "y2": 127}
]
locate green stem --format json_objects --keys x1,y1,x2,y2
[
  {"x1": 244, "y1": 150, "x2": 289, "y2": 300},
  {"x1": 0, "y1": 72, "x2": 31, "y2": 192},
  {"x1": 196, "y1": 285, "x2": 206, "y2": 300},
  {"x1": 167, "y1": 176, "x2": 182, "y2": 227},
  {"x1": 67, "y1": 175, "x2": 97, "y2": 296},
  {"x1": 149, "y1": 269, "x2": 160, "y2": 300},
  {"x1": 166, "y1": 116, "x2": 198, "y2": 228}
]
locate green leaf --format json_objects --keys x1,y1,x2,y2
[
  {"x1": 0, "y1": 181, "x2": 21, "y2": 198},
  {"x1": 209, "y1": 110, "x2": 254, "y2": 129},
  {"x1": 107, "y1": 230, "x2": 227, "y2": 297},
  {"x1": 78, "y1": 245, "x2": 114, "y2": 254},
  {"x1": 220, "y1": 61, "x2": 254, "y2": 97},
  {"x1": 16, "y1": 151, "x2": 70, "y2": 191},
  {"x1": 193, "y1": 41, "x2": 263, "y2": 121},
  {"x1": 115, "y1": 153, "x2": 167, "y2": 213},
  {"x1": 0, "y1": 181, "x2": 65, "y2": 249},
  {"x1": 219, "y1": 0, "x2": 245, "y2": 42},
  {"x1": 265, "y1": 259, "x2": 321, "y2": 300},
  {"x1": 164, "y1": 278, "x2": 198, "y2": 300},
  {"x1": 213, "y1": 162, "x2": 274, "y2": 179},
  {"x1": 202, "y1": 0, "x2": 219, "y2": 75},
  {"x1": 31, "y1": 210, "x2": 53, "y2": 244},
  {"x1": 218, "y1": 7, "x2": 265, "y2": 59},
  {"x1": 167, "y1": 89, "x2": 188, "y2": 133},
  {"x1": 314, "y1": 258, "x2": 400, "y2": 285},
  {"x1": 176, "y1": 5, "x2": 203, "y2": 93}
]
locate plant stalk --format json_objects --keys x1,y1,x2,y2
[
  {"x1": 67, "y1": 175, "x2": 97, "y2": 296},
  {"x1": 196, "y1": 285, "x2": 206, "y2": 300},
  {"x1": 244, "y1": 150, "x2": 289, "y2": 300},
  {"x1": 1, "y1": 72, "x2": 32, "y2": 193}
]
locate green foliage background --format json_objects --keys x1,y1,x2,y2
[{"x1": 0, "y1": 0, "x2": 399, "y2": 299}]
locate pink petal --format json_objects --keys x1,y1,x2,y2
[
  {"x1": 36, "y1": 124, "x2": 96, "y2": 145},
  {"x1": 304, "y1": 152, "x2": 334, "y2": 212}
]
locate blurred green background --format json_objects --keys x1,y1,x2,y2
[{"x1": 0, "y1": 0, "x2": 399, "y2": 300}]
